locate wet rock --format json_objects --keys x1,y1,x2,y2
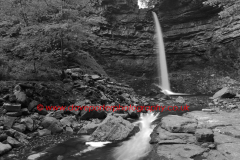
[
  {"x1": 150, "y1": 126, "x2": 196, "y2": 144},
  {"x1": 156, "y1": 144, "x2": 205, "y2": 160},
  {"x1": 38, "y1": 129, "x2": 51, "y2": 136},
  {"x1": 7, "y1": 136, "x2": 22, "y2": 148},
  {"x1": 41, "y1": 117, "x2": 63, "y2": 134},
  {"x1": 12, "y1": 124, "x2": 26, "y2": 133},
  {"x1": 195, "y1": 128, "x2": 214, "y2": 142},
  {"x1": 89, "y1": 114, "x2": 134, "y2": 141},
  {"x1": 217, "y1": 143, "x2": 240, "y2": 160},
  {"x1": 161, "y1": 115, "x2": 197, "y2": 133},
  {"x1": 0, "y1": 142, "x2": 12, "y2": 155},
  {"x1": 6, "y1": 111, "x2": 22, "y2": 117},
  {"x1": 3, "y1": 103, "x2": 21, "y2": 112},
  {"x1": 28, "y1": 100, "x2": 39, "y2": 111},
  {"x1": 21, "y1": 117, "x2": 34, "y2": 131}
]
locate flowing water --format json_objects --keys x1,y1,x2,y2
[
  {"x1": 152, "y1": 12, "x2": 170, "y2": 91},
  {"x1": 20, "y1": 12, "x2": 210, "y2": 160},
  {"x1": 152, "y1": 12, "x2": 190, "y2": 96},
  {"x1": 113, "y1": 112, "x2": 159, "y2": 160}
]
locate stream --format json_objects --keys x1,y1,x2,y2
[{"x1": 15, "y1": 96, "x2": 210, "y2": 160}]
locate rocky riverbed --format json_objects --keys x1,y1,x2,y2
[{"x1": 0, "y1": 68, "x2": 240, "y2": 160}]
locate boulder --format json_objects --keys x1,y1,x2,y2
[
  {"x1": 5, "y1": 129, "x2": 16, "y2": 137},
  {"x1": 3, "y1": 116, "x2": 16, "y2": 129},
  {"x1": 212, "y1": 87, "x2": 236, "y2": 99},
  {"x1": 3, "y1": 103, "x2": 21, "y2": 112},
  {"x1": 175, "y1": 96, "x2": 185, "y2": 104},
  {"x1": 27, "y1": 152, "x2": 47, "y2": 160},
  {"x1": 161, "y1": 115, "x2": 197, "y2": 133},
  {"x1": 65, "y1": 127, "x2": 73, "y2": 134},
  {"x1": 7, "y1": 136, "x2": 22, "y2": 148},
  {"x1": 89, "y1": 115, "x2": 134, "y2": 141},
  {"x1": 12, "y1": 124, "x2": 26, "y2": 133},
  {"x1": 77, "y1": 121, "x2": 99, "y2": 134},
  {"x1": 14, "y1": 131, "x2": 29, "y2": 144},
  {"x1": 0, "y1": 134, "x2": 7, "y2": 142},
  {"x1": 21, "y1": 117, "x2": 34, "y2": 131},
  {"x1": 21, "y1": 108, "x2": 30, "y2": 115},
  {"x1": 80, "y1": 107, "x2": 107, "y2": 120},
  {"x1": 0, "y1": 142, "x2": 12, "y2": 155},
  {"x1": 6, "y1": 111, "x2": 22, "y2": 117},
  {"x1": 41, "y1": 117, "x2": 63, "y2": 134},
  {"x1": 127, "y1": 109, "x2": 139, "y2": 119},
  {"x1": 14, "y1": 91, "x2": 27, "y2": 104},
  {"x1": 28, "y1": 100, "x2": 39, "y2": 111},
  {"x1": 60, "y1": 116, "x2": 78, "y2": 127},
  {"x1": 195, "y1": 128, "x2": 214, "y2": 142}
]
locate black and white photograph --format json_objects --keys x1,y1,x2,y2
[{"x1": 0, "y1": 0, "x2": 239, "y2": 160}]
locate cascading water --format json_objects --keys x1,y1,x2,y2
[
  {"x1": 152, "y1": 12, "x2": 171, "y2": 91},
  {"x1": 113, "y1": 112, "x2": 158, "y2": 160},
  {"x1": 152, "y1": 12, "x2": 190, "y2": 96}
]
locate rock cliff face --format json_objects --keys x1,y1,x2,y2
[{"x1": 92, "y1": 0, "x2": 240, "y2": 95}]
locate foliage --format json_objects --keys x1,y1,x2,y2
[{"x1": 0, "y1": 0, "x2": 106, "y2": 80}]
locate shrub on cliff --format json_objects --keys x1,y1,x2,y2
[
  {"x1": 203, "y1": 0, "x2": 240, "y2": 18},
  {"x1": 0, "y1": 0, "x2": 106, "y2": 80}
]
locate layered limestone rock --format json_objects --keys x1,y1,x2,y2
[{"x1": 90, "y1": 0, "x2": 240, "y2": 95}]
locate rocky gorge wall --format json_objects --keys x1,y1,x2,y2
[{"x1": 90, "y1": 0, "x2": 240, "y2": 95}]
